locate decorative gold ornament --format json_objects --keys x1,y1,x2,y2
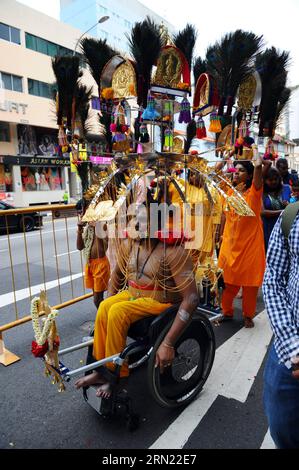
[
  {"x1": 173, "y1": 136, "x2": 185, "y2": 154},
  {"x1": 238, "y1": 74, "x2": 257, "y2": 111},
  {"x1": 154, "y1": 47, "x2": 183, "y2": 89},
  {"x1": 82, "y1": 200, "x2": 117, "y2": 223},
  {"x1": 112, "y1": 61, "x2": 137, "y2": 99},
  {"x1": 159, "y1": 21, "x2": 173, "y2": 47}
]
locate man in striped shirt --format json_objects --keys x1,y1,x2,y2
[{"x1": 263, "y1": 210, "x2": 299, "y2": 449}]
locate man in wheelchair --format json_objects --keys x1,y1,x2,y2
[{"x1": 75, "y1": 224, "x2": 199, "y2": 399}]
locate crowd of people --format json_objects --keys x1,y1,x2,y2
[{"x1": 74, "y1": 155, "x2": 299, "y2": 448}]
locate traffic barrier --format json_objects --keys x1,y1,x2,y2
[{"x1": 0, "y1": 204, "x2": 93, "y2": 366}]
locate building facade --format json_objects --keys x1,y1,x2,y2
[
  {"x1": 0, "y1": 0, "x2": 99, "y2": 206},
  {"x1": 60, "y1": 0, "x2": 175, "y2": 54}
]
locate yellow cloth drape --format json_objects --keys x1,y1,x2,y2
[{"x1": 93, "y1": 290, "x2": 172, "y2": 377}]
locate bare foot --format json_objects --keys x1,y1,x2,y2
[
  {"x1": 96, "y1": 382, "x2": 112, "y2": 399},
  {"x1": 75, "y1": 371, "x2": 105, "y2": 389},
  {"x1": 244, "y1": 317, "x2": 254, "y2": 329}
]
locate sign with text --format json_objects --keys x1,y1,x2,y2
[{"x1": 1, "y1": 155, "x2": 70, "y2": 167}]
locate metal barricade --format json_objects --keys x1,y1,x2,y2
[{"x1": 0, "y1": 204, "x2": 93, "y2": 366}]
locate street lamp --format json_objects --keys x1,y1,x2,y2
[{"x1": 73, "y1": 16, "x2": 110, "y2": 55}]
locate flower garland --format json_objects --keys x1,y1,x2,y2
[
  {"x1": 82, "y1": 225, "x2": 94, "y2": 262},
  {"x1": 31, "y1": 297, "x2": 58, "y2": 346}
]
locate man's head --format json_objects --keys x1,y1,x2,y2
[
  {"x1": 233, "y1": 161, "x2": 254, "y2": 188},
  {"x1": 276, "y1": 158, "x2": 289, "y2": 178}
]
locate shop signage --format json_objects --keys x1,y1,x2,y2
[
  {"x1": 0, "y1": 100, "x2": 28, "y2": 115},
  {"x1": 1, "y1": 155, "x2": 70, "y2": 167},
  {"x1": 89, "y1": 156, "x2": 113, "y2": 165}
]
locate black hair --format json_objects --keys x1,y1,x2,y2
[
  {"x1": 263, "y1": 167, "x2": 282, "y2": 194},
  {"x1": 233, "y1": 160, "x2": 254, "y2": 188},
  {"x1": 276, "y1": 158, "x2": 288, "y2": 168}
]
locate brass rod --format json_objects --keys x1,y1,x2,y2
[
  {"x1": 39, "y1": 215, "x2": 47, "y2": 293},
  {"x1": 22, "y1": 217, "x2": 33, "y2": 302},
  {"x1": 5, "y1": 215, "x2": 18, "y2": 320},
  {"x1": 65, "y1": 217, "x2": 74, "y2": 298},
  {"x1": 0, "y1": 293, "x2": 93, "y2": 333},
  {"x1": 0, "y1": 204, "x2": 76, "y2": 216},
  {"x1": 52, "y1": 214, "x2": 63, "y2": 304}
]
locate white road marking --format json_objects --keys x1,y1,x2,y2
[
  {"x1": 150, "y1": 310, "x2": 272, "y2": 450},
  {"x1": 260, "y1": 429, "x2": 276, "y2": 449},
  {"x1": 54, "y1": 250, "x2": 78, "y2": 258},
  {"x1": 220, "y1": 313, "x2": 272, "y2": 403},
  {"x1": 0, "y1": 226, "x2": 78, "y2": 242},
  {"x1": 0, "y1": 272, "x2": 83, "y2": 307}
]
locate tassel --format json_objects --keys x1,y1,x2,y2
[
  {"x1": 196, "y1": 116, "x2": 207, "y2": 139},
  {"x1": 179, "y1": 97, "x2": 192, "y2": 124},
  {"x1": 164, "y1": 128, "x2": 173, "y2": 149},
  {"x1": 137, "y1": 143, "x2": 143, "y2": 154},
  {"x1": 208, "y1": 112, "x2": 222, "y2": 133},
  {"x1": 142, "y1": 93, "x2": 160, "y2": 120},
  {"x1": 140, "y1": 124, "x2": 150, "y2": 143},
  {"x1": 163, "y1": 101, "x2": 173, "y2": 122}
]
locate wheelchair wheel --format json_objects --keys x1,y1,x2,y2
[{"x1": 147, "y1": 312, "x2": 215, "y2": 408}]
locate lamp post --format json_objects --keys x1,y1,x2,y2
[{"x1": 73, "y1": 16, "x2": 110, "y2": 56}]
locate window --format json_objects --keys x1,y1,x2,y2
[
  {"x1": 47, "y1": 42, "x2": 58, "y2": 56},
  {"x1": 0, "y1": 72, "x2": 23, "y2": 92},
  {"x1": 21, "y1": 167, "x2": 65, "y2": 191},
  {"x1": 0, "y1": 23, "x2": 9, "y2": 42},
  {"x1": 1, "y1": 72, "x2": 12, "y2": 90},
  {"x1": 25, "y1": 33, "x2": 75, "y2": 58},
  {"x1": 0, "y1": 22, "x2": 20, "y2": 44},
  {"x1": 28, "y1": 79, "x2": 51, "y2": 99},
  {"x1": 12, "y1": 75, "x2": 22, "y2": 93},
  {"x1": 36, "y1": 37, "x2": 48, "y2": 55},
  {"x1": 0, "y1": 123, "x2": 10, "y2": 142},
  {"x1": 0, "y1": 164, "x2": 13, "y2": 192},
  {"x1": 25, "y1": 33, "x2": 37, "y2": 50},
  {"x1": 10, "y1": 27, "x2": 21, "y2": 45}
]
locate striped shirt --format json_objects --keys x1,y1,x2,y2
[{"x1": 263, "y1": 212, "x2": 299, "y2": 368}]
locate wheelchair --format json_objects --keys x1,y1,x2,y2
[{"x1": 57, "y1": 303, "x2": 220, "y2": 431}]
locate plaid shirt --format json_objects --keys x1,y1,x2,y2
[{"x1": 263, "y1": 212, "x2": 299, "y2": 368}]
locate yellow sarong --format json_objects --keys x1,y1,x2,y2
[{"x1": 93, "y1": 290, "x2": 171, "y2": 377}]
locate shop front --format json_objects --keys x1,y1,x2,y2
[{"x1": 0, "y1": 155, "x2": 71, "y2": 206}]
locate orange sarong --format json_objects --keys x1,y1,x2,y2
[
  {"x1": 85, "y1": 256, "x2": 110, "y2": 293},
  {"x1": 218, "y1": 183, "x2": 265, "y2": 287}
]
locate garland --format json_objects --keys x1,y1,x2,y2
[
  {"x1": 31, "y1": 297, "x2": 58, "y2": 346},
  {"x1": 82, "y1": 225, "x2": 94, "y2": 262}
]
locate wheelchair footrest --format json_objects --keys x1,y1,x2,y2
[{"x1": 84, "y1": 386, "x2": 140, "y2": 430}]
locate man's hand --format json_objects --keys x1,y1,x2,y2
[
  {"x1": 282, "y1": 200, "x2": 289, "y2": 208},
  {"x1": 155, "y1": 343, "x2": 175, "y2": 374}
]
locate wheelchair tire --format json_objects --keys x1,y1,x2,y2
[{"x1": 147, "y1": 312, "x2": 215, "y2": 408}]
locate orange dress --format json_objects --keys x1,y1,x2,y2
[{"x1": 218, "y1": 183, "x2": 266, "y2": 287}]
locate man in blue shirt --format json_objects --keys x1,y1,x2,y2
[
  {"x1": 263, "y1": 209, "x2": 299, "y2": 449},
  {"x1": 276, "y1": 158, "x2": 299, "y2": 187}
]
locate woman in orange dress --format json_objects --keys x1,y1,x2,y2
[{"x1": 218, "y1": 157, "x2": 270, "y2": 328}]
